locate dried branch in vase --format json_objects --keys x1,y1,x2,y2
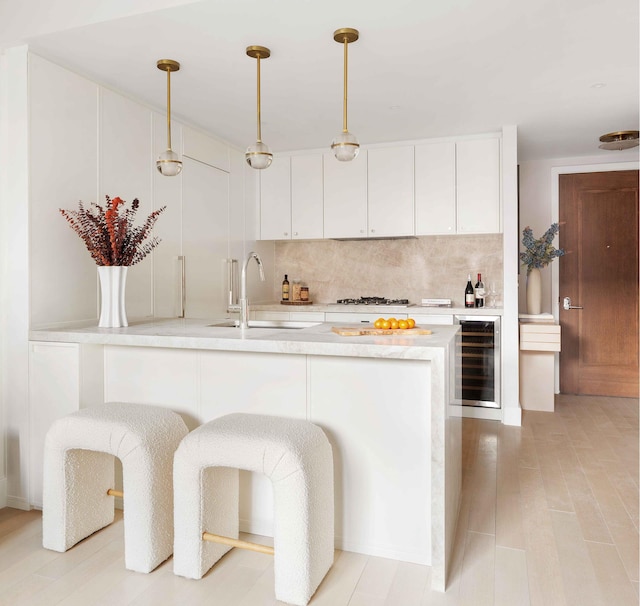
[{"x1": 60, "y1": 195, "x2": 166, "y2": 266}]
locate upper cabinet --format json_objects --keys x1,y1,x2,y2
[
  {"x1": 260, "y1": 156, "x2": 292, "y2": 240},
  {"x1": 323, "y1": 150, "x2": 368, "y2": 238},
  {"x1": 456, "y1": 138, "x2": 501, "y2": 234},
  {"x1": 368, "y1": 146, "x2": 414, "y2": 237},
  {"x1": 260, "y1": 154, "x2": 324, "y2": 240},
  {"x1": 415, "y1": 142, "x2": 456, "y2": 235},
  {"x1": 258, "y1": 134, "x2": 502, "y2": 241},
  {"x1": 291, "y1": 155, "x2": 324, "y2": 239}
]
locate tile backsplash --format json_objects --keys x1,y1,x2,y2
[{"x1": 275, "y1": 234, "x2": 503, "y2": 306}]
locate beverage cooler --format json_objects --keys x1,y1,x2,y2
[{"x1": 454, "y1": 315, "x2": 501, "y2": 408}]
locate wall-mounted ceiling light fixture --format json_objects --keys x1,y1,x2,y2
[
  {"x1": 245, "y1": 46, "x2": 273, "y2": 170},
  {"x1": 156, "y1": 59, "x2": 182, "y2": 176},
  {"x1": 331, "y1": 28, "x2": 360, "y2": 162},
  {"x1": 599, "y1": 130, "x2": 639, "y2": 150}
]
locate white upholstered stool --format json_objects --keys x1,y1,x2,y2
[
  {"x1": 42, "y1": 402, "x2": 189, "y2": 573},
  {"x1": 173, "y1": 413, "x2": 334, "y2": 606}
]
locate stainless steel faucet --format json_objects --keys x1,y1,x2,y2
[{"x1": 233, "y1": 251, "x2": 265, "y2": 329}]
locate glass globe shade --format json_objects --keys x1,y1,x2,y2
[
  {"x1": 156, "y1": 149, "x2": 183, "y2": 176},
  {"x1": 245, "y1": 141, "x2": 273, "y2": 170},
  {"x1": 331, "y1": 131, "x2": 360, "y2": 162}
]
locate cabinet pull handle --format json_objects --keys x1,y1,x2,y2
[
  {"x1": 227, "y1": 258, "x2": 239, "y2": 307},
  {"x1": 178, "y1": 255, "x2": 186, "y2": 318}
]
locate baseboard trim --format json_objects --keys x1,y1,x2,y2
[
  {"x1": 6, "y1": 494, "x2": 30, "y2": 511},
  {"x1": 460, "y1": 406, "x2": 502, "y2": 421},
  {"x1": 0, "y1": 478, "x2": 6, "y2": 508}
]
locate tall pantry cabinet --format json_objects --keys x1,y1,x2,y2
[{"x1": 28, "y1": 54, "x2": 243, "y2": 327}]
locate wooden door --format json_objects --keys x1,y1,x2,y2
[{"x1": 559, "y1": 170, "x2": 639, "y2": 397}]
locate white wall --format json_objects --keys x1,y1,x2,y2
[{"x1": 518, "y1": 150, "x2": 639, "y2": 314}]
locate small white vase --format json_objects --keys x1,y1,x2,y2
[
  {"x1": 98, "y1": 266, "x2": 128, "y2": 328},
  {"x1": 526, "y1": 268, "x2": 542, "y2": 315}
]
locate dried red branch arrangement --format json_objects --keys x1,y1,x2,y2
[{"x1": 60, "y1": 196, "x2": 166, "y2": 266}]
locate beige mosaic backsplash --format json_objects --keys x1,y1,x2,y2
[{"x1": 274, "y1": 234, "x2": 503, "y2": 306}]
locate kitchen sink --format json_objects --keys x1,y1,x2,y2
[{"x1": 207, "y1": 320, "x2": 321, "y2": 330}]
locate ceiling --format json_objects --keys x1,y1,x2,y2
[{"x1": 24, "y1": 0, "x2": 640, "y2": 161}]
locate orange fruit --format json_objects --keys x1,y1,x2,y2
[
  {"x1": 389, "y1": 319, "x2": 399, "y2": 329},
  {"x1": 398, "y1": 319, "x2": 409, "y2": 330},
  {"x1": 407, "y1": 318, "x2": 416, "y2": 329},
  {"x1": 374, "y1": 318, "x2": 385, "y2": 329},
  {"x1": 380, "y1": 319, "x2": 391, "y2": 330}
]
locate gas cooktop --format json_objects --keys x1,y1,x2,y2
[{"x1": 332, "y1": 297, "x2": 414, "y2": 307}]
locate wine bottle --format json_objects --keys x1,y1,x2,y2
[
  {"x1": 465, "y1": 274, "x2": 475, "y2": 308},
  {"x1": 282, "y1": 275, "x2": 290, "y2": 301},
  {"x1": 475, "y1": 273, "x2": 485, "y2": 308}
]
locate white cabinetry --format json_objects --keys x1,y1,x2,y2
[
  {"x1": 28, "y1": 342, "x2": 80, "y2": 507},
  {"x1": 183, "y1": 125, "x2": 230, "y2": 172},
  {"x1": 456, "y1": 138, "x2": 501, "y2": 234},
  {"x1": 416, "y1": 138, "x2": 501, "y2": 236},
  {"x1": 100, "y1": 88, "x2": 154, "y2": 320},
  {"x1": 291, "y1": 154, "x2": 323, "y2": 239},
  {"x1": 260, "y1": 154, "x2": 324, "y2": 240},
  {"x1": 367, "y1": 146, "x2": 414, "y2": 237},
  {"x1": 323, "y1": 151, "x2": 368, "y2": 238},
  {"x1": 29, "y1": 55, "x2": 99, "y2": 327},
  {"x1": 182, "y1": 157, "x2": 229, "y2": 319},
  {"x1": 309, "y1": 356, "x2": 431, "y2": 562},
  {"x1": 260, "y1": 156, "x2": 291, "y2": 240},
  {"x1": 415, "y1": 142, "x2": 456, "y2": 235}
]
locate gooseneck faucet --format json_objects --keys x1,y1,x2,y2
[{"x1": 238, "y1": 251, "x2": 265, "y2": 329}]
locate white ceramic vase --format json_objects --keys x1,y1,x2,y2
[
  {"x1": 98, "y1": 266, "x2": 128, "y2": 328},
  {"x1": 526, "y1": 267, "x2": 542, "y2": 315}
]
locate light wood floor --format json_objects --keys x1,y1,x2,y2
[{"x1": 0, "y1": 394, "x2": 637, "y2": 605}]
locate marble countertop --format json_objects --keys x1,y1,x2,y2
[
  {"x1": 254, "y1": 303, "x2": 503, "y2": 316},
  {"x1": 29, "y1": 317, "x2": 458, "y2": 361}
]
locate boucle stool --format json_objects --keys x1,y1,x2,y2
[
  {"x1": 173, "y1": 413, "x2": 334, "y2": 606},
  {"x1": 42, "y1": 402, "x2": 189, "y2": 573}
]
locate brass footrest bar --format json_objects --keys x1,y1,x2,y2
[
  {"x1": 107, "y1": 489, "x2": 124, "y2": 498},
  {"x1": 202, "y1": 532, "x2": 274, "y2": 555}
]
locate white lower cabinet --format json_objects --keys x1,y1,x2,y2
[
  {"x1": 28, "y1": 341, "x2": 435, "y2": 563},
  {"x1": 325, "y1": 311, "x2": 408, "y2": 324},
  {"x1": 309, "y1": 356, "x2": 431, "y2": 563}
]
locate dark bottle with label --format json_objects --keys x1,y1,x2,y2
[
  {"x1": 475, "y1": 273, "x2": 485, "y2": 308},
  {"x1": 282, "y1": 275, "x2": 290, "y2": 301},
  {"x1": 465, "y1": 274, "x2": 475, "y2": 308}
]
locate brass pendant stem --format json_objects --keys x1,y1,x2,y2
[
  {"x1": 166, "y1": 68, "x2": 172, "y2": 150},
  {"x1": 257, "y1": 55, "x2": 262, "y2": 143},
  {"x1": 343, "y1": 36, "x2": 348, "y2": 133}
]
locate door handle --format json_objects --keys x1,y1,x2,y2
[{"x1": 563, "y1": 296, "x2": 583, "y2": 311}]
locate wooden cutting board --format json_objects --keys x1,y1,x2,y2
[{"x1": 331, "y1": 326, "x2": 433, "y2": 336}]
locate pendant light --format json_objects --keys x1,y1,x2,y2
[
  {"x1": 245, "y1": 46, "x2": 273, "y2": 170},
  {"x1": 598, "y1": 130, "x2": 639, "y2": 150},
  {"x1": 156, "y1": 59, "x2": 183, "y2": 177},
  {"x1": 331, "y1": 28, "x2": 360, "y2": 162}
]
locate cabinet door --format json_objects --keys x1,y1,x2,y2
[
  {"x1": 415, "y1": 142, "x2": 456, "y2": 235},
  {"x1": 323, "y1": 151, "x2": 368, "y2": 238},
  {"x1": 367, "y1": 146, "x2": 414, "y2": 237},
  {"x1": 29, "y1": 55, "x2": 99, "y2": 327},
  {"x1": 182, "y1": 125, "x2": 230, "y2": 172},
  {"x1": 260, "y1": 156, "x2": 291, "y2": 240},
  {"x1": 100, "y1": 88, "x2": 154, "y2": 320},
  {"x1": 456, "y1": 138, "x2": 501, "y2": 234},
  {"x1": 153, "y1": 113, "x2": 183, "y2": 318},
  {"x1": 291, "y1": 154, "x2": 323, "y2": 239},
  {"x1": 29, "y1": 342, "x2": 81, "y2": 507},
  {"x1": 182, "y1": 157, "x2": 229, "y2": 318}
]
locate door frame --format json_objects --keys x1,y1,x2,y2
[{"x1": 551, "y1": 160, "x2": 639, "y2": 392}]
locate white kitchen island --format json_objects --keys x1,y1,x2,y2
[{"x1": 29, "y1": 319, "x2": 461, "y2": 591}]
